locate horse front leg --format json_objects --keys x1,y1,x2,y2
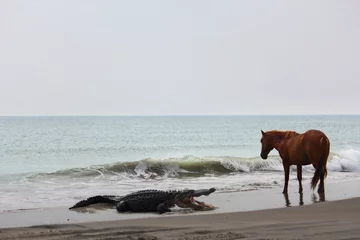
[
  {"x1": 297, "y1": 165, "x2": 303, "y2": 193},
  {"x1": 282, "y1": 163, "x2": 290, "y2": 194}
]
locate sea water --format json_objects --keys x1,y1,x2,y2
[{"x1": 1, "y1": 115, "x2": 360, "y2": 212}]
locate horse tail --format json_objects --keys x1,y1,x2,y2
[{"x1": 311, "y1": 136, "x2": 330, "y2": 190}]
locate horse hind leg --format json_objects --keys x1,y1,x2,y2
[
  {"x1": 297, "y1": 165, "x2": 303, "y2": 193},
  {"x1": 318, "y1": 166, "x2": 326, "y2": 193},
  {"x1": 313, "y1": 136, "x2": 329, "y2": 193},
  {"x1": 311, "y1": 157, "x2": 329, "y2": 193}
]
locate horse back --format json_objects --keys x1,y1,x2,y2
[
  {"x1": 302, "y1": 129, "x2": 330, "y2": 157},
  {"x1": 284, "y1": 129, "x2": 330, "y2": 163},
  {"x1": 302, "y1": 129, "x2": 329, "y2": 145}
]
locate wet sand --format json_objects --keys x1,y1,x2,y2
[{"x1": 1, "y1": 178, "x2": 360, "y2": 239}]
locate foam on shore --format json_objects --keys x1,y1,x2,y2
[{"x1": 1, "y1": 177, "x2": 360, "y2": 229}]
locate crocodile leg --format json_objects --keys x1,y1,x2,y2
[
  {"x1": 116, "y1": 200, "x2": 129, "y2": 212},
  {"x1": 156, "y1": 202, "x2": 172, "y2": 214}
]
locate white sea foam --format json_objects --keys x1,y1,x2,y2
[
  {"x1": 1, "y1": 149, "x2": 360, "y2": 212},
  {"x1": 327, "y1": 148, "x2": 360, "y2": 172}
]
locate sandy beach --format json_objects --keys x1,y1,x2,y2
[
  {"x1": 1, "y1": 178, "x2": 360, "y2": 240},
  {"x1": 1, "y1": 197, "x2": 360, "y2": 240}
]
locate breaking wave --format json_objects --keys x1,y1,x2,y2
[
  {"x1": 28, "y1": 155, "x2": 282, "y2": 179},
  {"x1": 26, "y1": 150, "x2": 360, "y2": 180}
]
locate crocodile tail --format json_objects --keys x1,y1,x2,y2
[{"x1": 69, "y1": 195, "x2": 118, "y2": 209}]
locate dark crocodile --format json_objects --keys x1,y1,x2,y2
[{"x1": 69, "y1": 188, "x2": 216, "y2": 214}]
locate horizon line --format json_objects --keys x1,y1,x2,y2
[{"x1": 1, "y1": 113, "x2": 360, "y2": 117}]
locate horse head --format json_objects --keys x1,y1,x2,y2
[{"x1": 260, "y1": 130, "x2": 274, "y2": 159}]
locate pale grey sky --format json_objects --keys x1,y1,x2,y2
[{"x1": 1, "y1": 0, "x2": 359, "y2": 116}]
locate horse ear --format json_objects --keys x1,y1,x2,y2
[{"x1": 261, "y1": 130, "x2": 266, "y2": 136}]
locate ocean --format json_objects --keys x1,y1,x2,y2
[{"x1": 1, "y1": 115, "x2": 360, "y2": 212}]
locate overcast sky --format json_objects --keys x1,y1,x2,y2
[{"x1": 0, "y1": 0, "x2": 359, "y2": 116}]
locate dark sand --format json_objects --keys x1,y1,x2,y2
[{"x1": 1, "y1": 178, "x2": 360, "y2": 239}]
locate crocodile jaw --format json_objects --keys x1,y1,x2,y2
[{"x1": 175, "y1": 196, "x2": 216, "y2": 211}]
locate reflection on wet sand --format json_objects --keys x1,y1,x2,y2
[
  {"x1": 283, "y1": 192, "x2": 325, "y2": 207},
  {"x1": 312, "y1": 192, "x2": 326, "y2": 203}
]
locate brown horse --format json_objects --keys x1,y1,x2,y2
[{"x1": 260, "y1": 129, "x2": 330, "y2": 194}]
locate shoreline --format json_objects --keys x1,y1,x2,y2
[
  {"x1": 1, "y1": 177, "x2": 360, "y2": 229},
  {"x1": 1, "y1": 197, "x2": 360, "y2": 239}
]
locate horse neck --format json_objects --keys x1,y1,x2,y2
[{"x1": 270, "y1": 131, "x2": 298, "y2": 150}]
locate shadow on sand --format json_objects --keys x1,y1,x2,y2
[{"x1": 283, "y1": 192, "x2": 326, "y2": 207}]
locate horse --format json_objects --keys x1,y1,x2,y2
[{"x1": 260, "y1": 129, "x2": 330, "y2": 194}]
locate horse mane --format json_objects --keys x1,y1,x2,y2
[{"x1": 266, "y1": 130, "x2": 299, "y2": 139}]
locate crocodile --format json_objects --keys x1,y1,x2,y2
[{"x1": 69, "y1": 188, "x2": 216, "y2": 214}]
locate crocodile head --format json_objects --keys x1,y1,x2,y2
[{"x1": 174, "y1": 188, "x2": 216, "y2": 211}]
